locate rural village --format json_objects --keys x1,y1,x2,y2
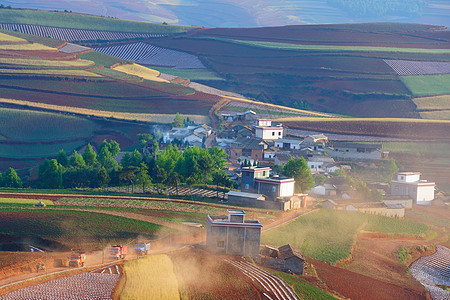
[{"x1": 0, "y1": 4, "x2": 449, "y2": 300}]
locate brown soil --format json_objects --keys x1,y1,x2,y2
[{"x1": 311, "y1": 258, "x2": 428, "y2": 300}]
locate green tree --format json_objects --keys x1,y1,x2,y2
[
  {"x1": 208, "y1": 147, "x2": 228, "y2": 170},
  {"x1": 56, "y1": 149, "x2": 69, "y2": 168},
  {"x1": 137, "y1": 133, "x2": 153, "y2": 149},
  {"x1": 4, "y1": 167, "x2": 22, "y2": 188},
  {"x1": 69, "y1": 151, "x2": 85, "y2": 168},
  {"x1": 121, "y1": 152, "x2": 131, "y2": 168},
  {"x1": 197, "y1": 150, "x2": 214, "y2": 184},
  {"x1": 0, "y1": 172, "x2": 3, "y2": 187},
  {"x1": 136, "y1": 162, "x2": 151, "y2": 192},
  {"x1": 98, "y1": 145, "x2": 118, "y2": 172},
  {"x1": 98, "y1": 166, "x2": 110, "y2": 189},
  {"x1": 172, "y1": 112, "x2": 185, "y2": 128},
  {"x1": 82, "y1": 144, "x2": 97, "y2": 166},
  {"x1": 283, "y1": 157, "x2": 314, "y2": 193},
  {"x1": 129, "y1": 149, "x2": 142, "y2": 167},
  {"x1": 165, "y1": 172, "x2": 180, "y2": 195},
  {"x1": 39, "y1": 159, "x2": 63, "y2": 188},
  {"x1": 118, "y1": 166, "x2": 139, "y2": 193},
  {"x1": 314, "y1": 174, "x2": 327, "y2": 185}
]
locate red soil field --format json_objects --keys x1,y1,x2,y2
[
  {"x1": 311, "y1": 259, "x2": 427, "y2": 300},
  {"x1": 283, "y1": 120, "x2": 450, "y2": 140}
]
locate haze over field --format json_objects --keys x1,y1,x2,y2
[{"x1": 4, "y1": 0, "x2": 450, "y2": 27}]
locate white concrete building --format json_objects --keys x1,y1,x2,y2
[
  {"x1": 274, "y1": 138, "x2": 303, "y2": 150},
  {"x1": 253, "y1": 119, "x2": 284, "y2": 140},
  {"x1": 391, "y1": 172, "x2": 435, "y2": 205}
]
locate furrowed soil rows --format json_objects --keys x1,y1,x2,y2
[
  {"x1": 0, "y1": 271, "x2": 119, "y2": 299},
  {"x1": 410, "y1": 245, "x2": 450, "y2": 299},
  {"x1": 225, "y1": 259, "x2": 298, "y2": 300},
  {"x1": 0, "y1": 23, "x2": 164, "y2": 41},
  {"x1": 384, "y1": 59, "x2": 450, "y2": 75},
  {"x1": 94, "y1": 42, "x2": 205, "y2": 69}
]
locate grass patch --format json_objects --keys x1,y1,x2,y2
[
  {"x1": 0, "y1": 198, "x2": 53, "y2": 206},
  {"x1": 365, "y1": 214, "x2": 429, "y2": 236},
  {"x1": 262, "y1": 209, "x2": 430, "y2": 264},
  {"x1": 263, "y1": 267, "x2": 336, "y2": 299},
  {"x1": 201, "y1": 37, "x2": 450, "y2": 54},
  {"x1": 400, "y1": 74, "x2": 450, "y2": 96},
  {"x1": 77, "y1": 51, "x2": 125, "y2": 68},
  {"x1": 121, "y1": 254, "x2": 180, "y2": 300},
  {"x1": 262, "y1": 210, "x2": 367, "y2": 264},
  {"x1": 152, "y1": 67, "x2": 224, "y2": 81},
  {"x1": 0, "y1": 107, "x2": 97, "y2": 141},
  {"x1": 0, "y1": 32, "x2": 26, "y2": 42},
  {"x1": 0, "y1": 9, "x2": 195, "y2": 34}
]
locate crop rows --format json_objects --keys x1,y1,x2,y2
[
  {"x1": 94, "y1": 42, "x2": 205, "y2": 69},
  {"x1": 384, "y1": 59, "x2": 450, "y2": 75},
  {"x1": 0, "y1": 272, "x2": 119, "y2": 299},
  {"x1": 102, "y1": 185, "x2": 225, "y2": 198},
  {"x1": 410, "y1": 245, "x2": 450, "y2": 300},
  {"x1": 226, "y1": 259, "x2": 298, "y2": 300},
  {"x1": 0, "y1": 23, "x2": 164, "y2": 42}
]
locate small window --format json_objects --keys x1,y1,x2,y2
[
  {"x1": 311, "y1": 165, "x2": 314, "y2": 168},
  {"x1": 272, "y1": 186, "x2": 276, "y2": 192},
  {"x1": 235, "y1": 153, "x2": 238, "y2": 156},
  {"x1": 255, "y1": 154, "x2": 258, "y2": 158},
  {"x1": 263, "y1": 171, "x2": 266, "y2": 176},
  {"x1": 217, "y1": 241, "x2": 225, "y2": 248},
  {"x1": 272, "y1": 132, "x2": 275, "y2": 136},
  {"x1": 245, "y1": 184, "x2": 249, "y2": 189},
  {"x1": 278, "y1": 132, "x2": 281, "y2": 135}
]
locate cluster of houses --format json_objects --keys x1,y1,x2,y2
[
  {"x1": 163, "y1": 123, "x2": 212, "y2": 148},
  {"x1": 319, "y1": 172, "x2": 436, "y2": 218},
  {"x1": 215, "y1": 119, "x2": 388, "y2": 175}
]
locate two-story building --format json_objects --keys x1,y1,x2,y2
[
  {"x1": 391, "y1": 172, "x2": 435, "y2": 205},
  {"x1": 207, "y1": 210, "x2": 262, "y2": 257},
  {"x1": 228, "y1": 137, "x2": 268, "y2": 161},
  {"x1": 253, "y1": 119, "x2": 284, "y2": 140}
]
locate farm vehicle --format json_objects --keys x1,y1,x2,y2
[
  {"x1": 134, "y1": 243, "x2": 151, "y2": 256},
  {"x1": 69, "y1": 251, "x2": 86, "y2": 267},
  {"x1": 109, "y1": 245, "x2": 127, "y2": 259}
]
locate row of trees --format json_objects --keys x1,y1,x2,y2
[{"x1": 33, "y1": 139, "x2": 231, "y2": 193}]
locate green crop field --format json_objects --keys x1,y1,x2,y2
[
  {"x1": 0, "y1": 140, "x2": 86, "y2": 159},
  {"x1": 0, "y1": 9, "x2": 195, "y2": 34},
  {"x1": 77, "y1": 52, "x2": 126, "y2": 68},
  {"x1": 152, "y1": 67, "x2": 224, "y2": 81},
  {"x1": 364, "y1": 215, "x2": 428, "y2": 236},
  {"x1": 0, "y1": 198, "x2": 53, "y2": 206},
  {"x1": 202, "y1": 37, "x2": 450, "y2": 54},
  {"x1": 400, "y1": 74, "x2": 450, "y2": 96},
  {"x1": 0, "y1": 208, "x2": 167, "y2": 249},
  {"x1": 262, "y1": 209, "x2": 430, "y2": 264},
  {"x1": 0, "y1": 107, "x2": 98, "y2": 141}
]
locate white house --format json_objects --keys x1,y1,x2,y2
[
  {"x1": 253, "y1": 119, "x2": 284, "y2": 140},
  {"x1": 391, "y1": 172, "x2": 435, "y2": 205},
  {"x1": 274, "y1": 138, "x2": 303, "y2": 150}
]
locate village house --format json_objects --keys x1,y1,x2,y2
[
  {"x1": 253, "y1": 119, "x2": 284, "y2": 140},
  {"x1": 206, "y1": 210, "x2": 262, "y2": 257},
  {"x1": 302, "y1": 134, "x2": 328, "y2": 151},
  {"x1": 163, "y1": 124, "x2": 212, "y2": 146},
  {"x1": 310, "y1": 184, "x2": 337, "y2": 197},
  {"x1": 274, "y1": 138, "x2": 303, "y2": 150},
  {"x1": 221, "y1": 110, "x2": 256, "y2": 122},
  {"x1": 327, "y1": 142, "x2": 389, "y2": 160},
  {"x1": 228, "y1": 137, "x2": 268, "y2": 161},
  {"x1": 390, "y1": 172, "x2": 435, "y2": 205},
  {"x1": 260, "y1": 244, "x2": 305, "y2": 275},
  {"x1": 383, "y1": 195, "x2": 413, "y2": 209},
  {"x1": 227, "y1": 166, "x2": 303, "y2": 210},
  {"x1": 345, "y1": 202, "x2": 405, "y2": 218}
]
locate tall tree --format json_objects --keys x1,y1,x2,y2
[
  {"x1": 82, "y1": 144, "x2": 97, "y2": 166},
  {"x1": 39, "y1": 159, "x2": 63, "y2": 188},
  {"x1": 56, "y1": 149, "x2": 69, "y2": 168},
  {"x1": 69, "y1": 151, "x2": 85, "y2": 168},
  {"x1": 98, "y1": 166, "x2": 110, "y2": 189},
  {"x1": 172, "y1": 112, "x2": 184, "y2": 128},
  {"x1": 0, "y1": 172, "x2": 3, "y2": 187},
  {"x1": 283, "y1": 157, "x2": 314, "y2": 193},
  {"x1": 121, "y1": 152, "x2": 131, "y2": 168},
  {"x1": 4, "y1": 167, "x2": 22, "y2": 188},
  {"x1": 118, "y1": 166, "x2": 139, "y2": 193},
  {"x1": 208, "y1": 147, "x2": 228, "y2": 170},
  {"x1": 129, "y1": 149, "x2": 142, "y2": 167},
  {"x1": 136, "y1": 162, "x2": 151, "y2": 192}
]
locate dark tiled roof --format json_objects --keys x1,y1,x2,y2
[
  {"x1": 230, "y1": 137, "x2": 267, "y2": 149},
  {"x1": 278, "y1": 244, "x2": 304, "y2": 260}
]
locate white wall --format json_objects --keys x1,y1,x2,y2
[
  {"x1": 279, "y1": 181, "x2": 294, "y2": 197},
  {"x1": 397, "y1": 174, "x2": 420, "y2": 183},
  {"x1": 416, "y1": 185, "x2": 435, "y2": 205}
]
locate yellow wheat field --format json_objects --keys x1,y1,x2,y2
[
  {"x1": 113, "y1": 63, "x2": 168, "y2": 83},
  {"x1": 413, "y1": 95, "x2": 450, "y2": 110},
  {"x1": 121, "y1": 254, "x2": 180, "y2": 300},
  {"x1": 0, "y1": 32, "x2": 27, "y2": 42},
  {"x1": 0, "y1": 57, "x2": 95, "y2": 67},
  {"x1": 0, "y1": 68, "x2": 101, "y2": 77},
  {"x1": 0, "y1": 98, "x2": 210, "y2": 124},
  {"x1": 0, "y1": 43, "x2": 56, "y2": 51}
]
